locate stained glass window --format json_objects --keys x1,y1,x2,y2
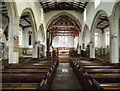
[
  {"x1": 95, "y1": 32, "x2": 99, "y2": 47},
  {"x1": 59, "y1": 36, "x2": 68, "y2": 47}
]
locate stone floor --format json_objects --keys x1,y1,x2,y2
[{"x1": 51, "y1": 62, "x2": 83, "y2": 91}]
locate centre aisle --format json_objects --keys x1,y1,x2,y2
[{"x1": 51, "y1": 55, "x2": 83, "y2": 90}]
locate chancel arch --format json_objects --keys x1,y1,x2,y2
[
  {"x1": 46, "y1": 11, "x2": 82, "y2": 31},
  {"x1": 47, "y1": 14, "x2": 81, "y2": 56}
]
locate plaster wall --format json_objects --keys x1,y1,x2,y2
[
  {"x1": 22, "y1": 28, "x2": 33, "y2": 48},
  {"x1": 74, "y1": 37, "x2": 79, "y2": 49},
  {"x1": 82, "y1": 1, "x2": 116, "y2": 32}
]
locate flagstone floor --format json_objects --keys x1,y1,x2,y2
[{"x1": 51, "y1": 57, "x2": 83, "y2": 90}]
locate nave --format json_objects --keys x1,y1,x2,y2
[
  {"x1": 1, "y1": 0, "x2": 120, "y2": 91},
  {"x1": 51, "y1": 56, "x2": 82, "y2": 90},
  {"x1": 2, "y1": 55, "x2": 120, "y2": 91}
]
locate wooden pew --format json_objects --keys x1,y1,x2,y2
[
  {"x1": 2, "y1": 73, "x2": 46, "y2": 81},
  {"x1": 19, "y1": 57, "x2": 32, "y2": 63},
  {"x1": 4, "y1": 62, "x2": 56, "y2": 79},
  {"x1": 84, "y1": 69, "x2": 120, "y2": 74},
  {"x1": 2, "y1": 83, "x2": 40, "y2": 91},
  {"x1": 92, "y1": 78, "x2": 120, "y2": 91},
  {"x1": 89, "y1": 73, "x2": 120, "y2": 83},
  {"x1": 2, "y1": 70, "x2": 51, "y2": 90},
  {"x1": 4, "y1": 59, "x2": 58, "y2": 69},
  {"x1": 72, "y1": 62, "x2": 109, "y2": 81},
  {"x1": 82, "y1": 71, "x2": 120, "y2": 90},
  {"x1": 5, "y1": 65, "x2": 52, "y2": 69},
  {"x1": 2, "y1": 69, "x2": 50, "y2": 73},
  {"x1": 70, "y1": 57, "x2": 120, "y2": 91},
  {"x1": 100, "y1": 83, "x2": 120, "y2": 91},
  {"x1": 2, "y1": 57, "x2": 58, "y2": 91},
  {"x1": 82, "y1": 66, "x2": 120, "y2": 69},
  {"x1": 2, "y1": 79, "x2": 45, "y2": 91}
]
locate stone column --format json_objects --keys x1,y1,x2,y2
[
  {"x1": 32, "y1": 32, "x2": 38, "y2": 58},
  {"x1": 101, "y1": 32, "x2": 105, "y2": 48},
  {"x1": 109, "y1": 12, "x2": 119, "y2": 63},
  {"x1": 8, "y1": 16, "x2": 19, "y2": 64},
  {"x1": 82, "y1": 34, "x2": 85, "y2": 50},
  {"x1": 90, "y1": 30, "x2": 95, "y2": 58},
  {"x1": 79, "y1": 32, "x2": 83, "y2": 51},
  {"x1": 44, "y1": 40, "x2": 47, "y2": 57}
]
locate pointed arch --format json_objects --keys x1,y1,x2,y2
[
  {"x1": 82, "y1": 24, "x2": 90, "y2": 49},
  {"x1": 19, "y1": 8, "x2": 38, "y2": 58},
  {"x1": 91, "y1": 10, "x2": 109, "y2": 32},
  {"x1": 38, "y1": 23, "x2": 45, "y2": 44}
]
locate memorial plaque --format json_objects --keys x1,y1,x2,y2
[{"x1": 13, "y1": 37, "x2": 19, "y2": 52}]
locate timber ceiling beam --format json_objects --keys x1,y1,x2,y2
[
  {"x1": 39, "y1": 2, "x2": 89, "y2": 13},
  {"x1": 51, "y1": 31, "x2": 77, "y2": 36},
  {"x1": 96, "y1": 16, "x2": 109, "y2": 30},
  {"x1": 0, "y1": 1, "x2": 9, "y2": 19}
]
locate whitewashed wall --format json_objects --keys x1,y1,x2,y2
[
  {"x1": 21, "y1": 28, "x2": 33, "y2": 48},
  {"x1": 12, "y1": 1, "x2": 117, "y2": 49},
  {"x1": 82, "y1": 1, "x2": 116, "y2": 31},
  {"x1": 38, "y1": 27, "x2": 44, "y2": 45},
  {"x1": 74, "y1": 37, "x2": 79, "y2": 49}
]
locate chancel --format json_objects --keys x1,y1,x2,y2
[{"x1": 0, "y1": 0, "x2": 120, "y2": 91}]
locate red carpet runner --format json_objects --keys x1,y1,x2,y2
[{"x1": 59, "y1": 55, "x2": 69, "y2": 62}]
